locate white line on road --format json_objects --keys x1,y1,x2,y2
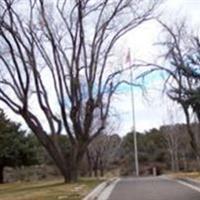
[{"x1": 177, "y1": 180, "x2": 200, "y2": 193}]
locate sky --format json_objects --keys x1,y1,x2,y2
[
  {"x1": 114, "y1": 0, "x2": 200, "y2": 135},
  {"x1": 1, "y1": 0, "x2": 200, "y2": 136}
]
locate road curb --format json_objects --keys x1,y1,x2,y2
[
  {"x1": 176, "y1": 178, "x2": 200, "y2": 193},
  {"x1": 165, "y1": 175, "x2": 200, "y2": 193},
  {"x1": 163, "y1": 175, "x2": 200, "y2": 185},
  {"x1": 177, "y1": 177, "x2": 200, "y2": 188},
  {"x1": 157, "y1": 175, "x2": 200, "y2": 194},
  {"x1": 83, "y1": 178, "x2": 118, "y2": 200}
]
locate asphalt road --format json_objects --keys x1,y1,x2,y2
[{"x1": 107, "y1": 177, "x2": 200, "y2": 200}]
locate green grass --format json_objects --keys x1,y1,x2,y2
[{"x1": 0, "y1": 178, "x2": 102, "y2": 200}]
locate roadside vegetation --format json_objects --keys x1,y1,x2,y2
[
  {"x1": 169, "y1": 172, "x2": 200, "y2": 181},
  {"x1": 0, "y1": 178, "x2": 102, "y2": 200}
]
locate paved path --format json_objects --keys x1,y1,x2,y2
[{"x1": 106, "y1": 176, "x2": 200, "y2": 200}]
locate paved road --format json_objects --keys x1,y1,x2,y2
[{"x1": 107, "y1": 177, "x2": 200, "y2": 200}]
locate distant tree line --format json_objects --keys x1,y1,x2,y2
[
  {"x1": 1, "y1": 106, "x2": 200, "y2": 184},
  {"x1": 120, "y1": 124, "x2": 200, "y2": 176}
]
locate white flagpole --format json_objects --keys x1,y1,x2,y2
[{"x1": 127, "y1": 49, "x2": 139, "y2": 176}]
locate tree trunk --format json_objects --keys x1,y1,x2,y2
[
  {"x1": 182, "y1": 152, "x2": 188, "y2": 172},
  {"x1": 0, "y1": 166, "x2": 4, "y2": 184},
  {"x1": 183, "y1": 106, "x2": 200, "y2": 157},
  {"x1": 40, "y1": 139, "x2": 84, "y2": 183},
  {"x1": 42, "y1": 142, "x2": 72, "y2": 183},
  {"x1": 170, "y1": 151, "x2": 175, "y2": 172},
  {"x1": 23, "y1": 114, "x2": 72, "y2": 183},
  {"x1": 86, "y1": 150, "x2": 92, "y2": 177},
  {"x1": 99, "y1": 160, "x2": 104, "y2": 177},
  {"x1": 94, "y1": 165, "x2": 98, "y2": 177},
  {"x1": 22, "y1": 112, "x2": 87, "y2": 183},
  {"x1": 66, "y1": 168, "x2": 78, "y2": 183},
  {"x1": 41, "y1": 140, "x2": 86, "y2": 183},
  {"x1": 65, "y1": 159, "x2": 79, "y2": 183},
  {"x1": 174, "y1": 149, "x2": 179, "y2": 172},
  {"x1": 65, "y1": 146, "x2": 86, "y2": 182},
  {"x1": 196, "y1": 155, "x2": 200, "y2": 171},
  {"x1": 88, "y1": 166, "x2": 92, "y2": 177},
  {"x1": 100, "y1": 166, "x2": 104, "y2": 177}
]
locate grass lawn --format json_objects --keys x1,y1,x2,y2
[{"x1": 0, "y1": 178, "x2": 103, "y2": 200}]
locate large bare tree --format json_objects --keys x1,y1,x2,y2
[
  {"x1": 146, "y1": 21, "x2": 200, "y2": 159},
  {"x1": 0, "y1": 0, "x2": 161, "y2": 182}
]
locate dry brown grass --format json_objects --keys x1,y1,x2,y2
[
  {"x1": 169, "y1": 172, "x2": 200, "y2": 180},
  {"x1": 0, "y1": 178, "x2": 102, "y2": 200}
]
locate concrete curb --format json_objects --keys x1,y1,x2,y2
[
  {"x1": 177, "y1": 177, "x2": 200, "y2": 188},
  {"x1": 83, "y1": 178, "x2": 118, "y2": 200},
  {"x1": 163, "y1": 175, "x2": 200, "y2": 184},
  {"x1": 159, "y1": 175, "x2": 200, "y2": 194},
  {"x1": 165, "y1": 175, "x2": 200, "y2": 193},
  {"x1": 176, "y1": 178, "x2": 200, "y2": 193}
]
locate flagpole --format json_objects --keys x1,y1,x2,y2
[{"x1": 127, "y1": 49, "x2": 139, "y2": 177}]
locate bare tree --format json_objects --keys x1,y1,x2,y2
[
  {"x1": 0, "y1": 0, "x2": 161, "y2": 182},
  {"x1": 161, "y1": 124, "x2": 180, "y2": 172},
  {"x1": 86, "y1": 133, "x2": 120, "y2": 177},
  {"x1": 161, "y1": 123, "x2": 194, "y2": 172},
  {"x1": 164, "y1": 23, "x2": 200, "y2": 157},
  {"x1": 142, "y1": 21, "x2": 200, "y2": 160}
]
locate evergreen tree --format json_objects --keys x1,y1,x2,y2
[{"x1": 0, "y1": 110, "x2": 38, "y2": 183}]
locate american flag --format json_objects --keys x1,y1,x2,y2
[{"x1": 126, "y1": 48, "x2": 131, "y2": 64}]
